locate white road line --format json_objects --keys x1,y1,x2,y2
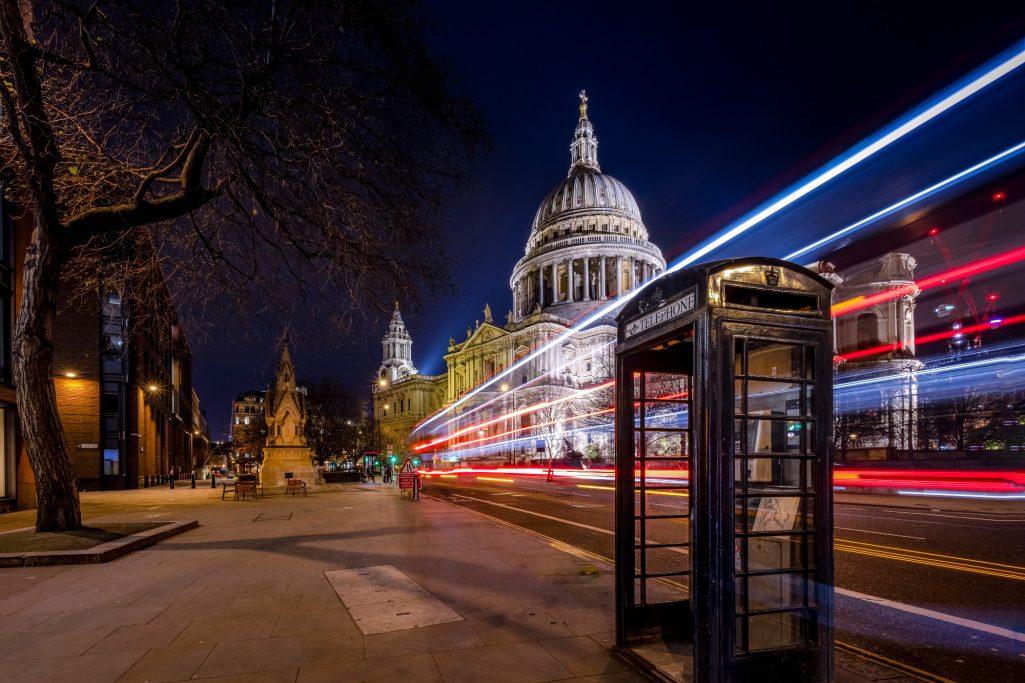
[
  {"x1": 445, "y1": 492, "x2": 1024, "y2": 644},
  {"x1": 882, "y1": 509, "x2": 1025, "y2": 523},
  {"x1": 837, "y1": 588, "x2": 1025, "y2": 644},
  {"x1": 835, "y1": 526, "x2": 925, "y2": 540},
  {"x1": 450, "y1": 494, "x2": 614, "y2": 535}
]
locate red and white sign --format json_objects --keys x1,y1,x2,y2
[{"x1": 398, "y1": 459, "x2": 417, "y2": 489}]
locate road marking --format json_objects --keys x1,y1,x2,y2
[
  {"x1": 881, "y1": 509, "x2": 1025, "y2": 523},
  {"x1": 834, "y1": 641, "x2": 957, "y2": 683},
  {"x1": 834, "y1": 526, "x2": 925, "y2": 540},
  {"x1": 837, "y1": 587, "x2": 1025, "y2": 644},
  {"x1": 476, "y1": 476, "x2": 514, "y2": 483},
  {"x1": 835, "y1": 539, "x2": 1025, "y2": 581},
  {"x1": 449, "y1": 494, "x2": 614, "y2": 535},
  {"x1": 437, "y1": 492, "x2": 1025, "y2": 661}
]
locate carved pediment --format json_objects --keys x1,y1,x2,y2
[{"x1": 464, "y1": 322, "x2": 508, "y2": 348}]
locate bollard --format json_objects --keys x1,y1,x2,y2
[
  {"x1": 191, "y1": 472, "x2": 196, "y2": 489},
  {"x1": 143, "y1": 474, "x2": 149, "y2": 488},
  {"x1": 170, "y1": 473, "x2": 174, "y2": 489},
  {"x1": 211, "y1": 473, "x2": 217, "y2": 488}
]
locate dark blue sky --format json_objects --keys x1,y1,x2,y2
[{"x1": 193, "y1": 1, "x2": 1025, "y2": 438}]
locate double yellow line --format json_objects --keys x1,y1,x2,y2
[{"x1": 835, "y1": 539, "x2": 1025, "y2": 582}]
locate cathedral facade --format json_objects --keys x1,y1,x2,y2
[{"x1": 374, "y1": 93, "x2": 665, "y2": 463}]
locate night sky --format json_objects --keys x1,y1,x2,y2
[{"x1": 192, "y1": 1, "x2": 1025, "y2": 438}]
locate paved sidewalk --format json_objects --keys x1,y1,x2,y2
[
  {"x1": 0, "y1": 484, "x2": 886, "y2": 682},
  {"x1": 0, "y1": 484, "x2": 642, "y2": 682}
]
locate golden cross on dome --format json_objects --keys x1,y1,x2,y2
[{"x1": 578, "y1": 89, "x2": 588, "y2": 118}]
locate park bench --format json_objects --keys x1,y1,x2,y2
[
  {"x1": 286, "y1": 478, "x2": 308, "y2": 497},
  {"x1": 236, "y1": 481, "x2": 258, "y2": 500}
]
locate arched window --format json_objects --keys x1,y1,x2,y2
[{"x1": 856, "y1": 313, "x2": 881, "y2": 351}]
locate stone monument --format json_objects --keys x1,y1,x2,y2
[{"x1": 261, "y1": 336, "x2": 317, "y2": 488}]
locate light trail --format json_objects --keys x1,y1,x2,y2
[
  {"x1": 412, "y1": 341, "x2": 615, "y2": 442},
  {"x1": 837, "y1": 350, "x2": 1025, "y2": 390},
  {"x1": 786, "y1": 140, "x2": 1025, "y2": 261},
  {"x1": 831, "y1": 245, "x2": 1025, "y2": 317},
  {"x1": 412, "y1": 39, "x2": 1025, "y2": 435},
  {"x1": 837, "y1": 312, "x2": 1025, "y2": 361},
  {"x1": 413, "y1": 379, "x2": 614, "y2": 451}
]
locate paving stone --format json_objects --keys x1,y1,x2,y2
[
  {"x1": 170, "y1": 614, "x2": 279, "y2": 648},
  {"x1": 86, "y1": 619, "x2": 192, "y2": 654},
  {"x1": 0, "y1": 649, "x2": 144, "y2": 683},
  {"x1": 191, "y1": 668, "x2": 299, "y2": 683},
  {"x1": 0, "y1": 625, "x2": 116, "y2": 662},
  {"x1": 539, "y1": 636, "x2": 629, "y2": 676},
  {"x1": 431, "y1": 641, "x2": 572, "y2": 683},
  {"x1": 193, "y1": 633, "x2": 363, "y2": 678},
  {"x1": 364, "y1": 620, "x2": 484, "y2": 659},
  {"x1": 298, "y1": 653, "x2": 443, "y2": 683},
  {"x1": 117, "y1": 643, "x2": 213, "y2": 683},
  {"x1": 221, "y1": 594, "x2": 301, "y2": 617},
  {"x1": 464, "y1": 609, "x2": 574, "y2": 645}
]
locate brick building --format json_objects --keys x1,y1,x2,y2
[{"x1": 0, "y1": 186, "x2": 202, "y2": 510}]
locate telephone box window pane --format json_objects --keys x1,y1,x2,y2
[
  {"x1": 747, "y1": 611, "x2": 804, "y2": 651},
  {"x1": 747, "y1": 380, "x2": 801, "y2": 416},
  {"x1": 734, "y1": 380, "x2": 744, "y2": 414},
  {"x1": 747, "y1": 497, "x2": 803, "y2": 534},
  {"x1": 640, "y1": 401, "x2": 689, "y2": 429},
  {"x1": 742, "y1": 458, "x2": 803, "y2": 492},
  {"x1": 645, "y1": 373, "x2": 689, "y2": 399},
  {"x1": 643, "y1": 431, "x2": 687, "y2": 459},
  {"x1": 741, "y1": 535, "x2": 804, "y2": 572},
  {"x1": 747, "y1": 419, "x2": 794, "y2": 454},
  {"x1": 743, "y1": 573, "x2": 806, "y2": 612},
  {"x1": 635, "y1": 490, "x2": 689, "y2": 517},
  {"x1": 642, "y1": 457, "x2": 689, "y2": 484},
  {"x1": 745, "y1": 341, "x2": 803, "y2": 379}
]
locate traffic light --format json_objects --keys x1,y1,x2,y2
[{"x1": 412, "y1": 457, "x2": 420, "y2": 466}]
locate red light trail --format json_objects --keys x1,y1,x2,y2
[
  {"x1": 831, "y1": 245, "x2": 1025, "y2": 317},
  {"x1": 837, "y1": 312, "x2": 1025, "y2": 361}
]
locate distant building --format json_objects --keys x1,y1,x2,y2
[{"x1": 230, "y1": 389, "x2": 266, "y2": 466}]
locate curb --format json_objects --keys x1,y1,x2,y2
[{"x1": 0, "y1": 520, "x2": 199, "y2": 567}]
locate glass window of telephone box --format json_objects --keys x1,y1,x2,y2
[{"x1": 615, "y1": 258, "x2": 835, "y2": 683}]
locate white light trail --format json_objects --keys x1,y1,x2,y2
[
  {"x1": 786, "y1": 140, "x2": 1025, "y2": 260},
  {"x1": 413, "y1": 38, "x2": 1025, "y2": 435}
]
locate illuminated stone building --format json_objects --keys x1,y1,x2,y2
[
  {"x1": 374, "y1": 93, "x2": 665, "y2": 463},
  {"x1": 815, "y1": 254, "x2": 922, "y2": 454}
]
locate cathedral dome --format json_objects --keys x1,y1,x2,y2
[
  {"x1": 509, "y1": 92, "x2": 666, "y2": 324},
  {"x1": 531, "y1": 169, "x2": 641, "y2": 232}
]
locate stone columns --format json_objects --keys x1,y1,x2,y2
[
  {"x1": 583, "y1": 256, "x2": 590, "y2": 301},
  {"x1": 550, "y1": 262, "x2": 557, "y2": 304},
  {"x1": 537, "y1": 264, "x2": 545, "y2": 307},
  {"x1": 599, "y1": 256, "x2": 606, "y2": 299},
  {"x1": 615, "y1": 255, "x2": 622, "y2": 294}
]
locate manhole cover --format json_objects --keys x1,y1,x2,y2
[{"x1": 253, "y1": 512, "x2": 293, "y2": 522}]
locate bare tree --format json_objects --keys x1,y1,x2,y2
[
  {"x1": 0, "y1": 0, "x2": 486, "y2": 530},
  {"x1": 302, "y1": 377, "x2": 362, "y2": 464}
]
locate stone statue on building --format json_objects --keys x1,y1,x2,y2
[
  {"x1": 506, "y1": 310, "x2": 514, "y2": 325},
  {"x1": 484, "y1": 303, "x2": 493, "y2": 323}
]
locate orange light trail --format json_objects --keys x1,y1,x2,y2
[{"x1": 831, "y1": 245, "x2": 1025, "y2": 317}]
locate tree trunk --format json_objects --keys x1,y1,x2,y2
[{"x1": 13, "y1": 229, "x2": 79, "y2": 532}]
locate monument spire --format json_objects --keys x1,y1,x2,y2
[{"x1": 569, "y1": 89, "x2": 599, "y2": 175}]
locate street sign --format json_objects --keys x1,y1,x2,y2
[{"x1": 398, "y1": 458, "x2": 417, "y2": 489}]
